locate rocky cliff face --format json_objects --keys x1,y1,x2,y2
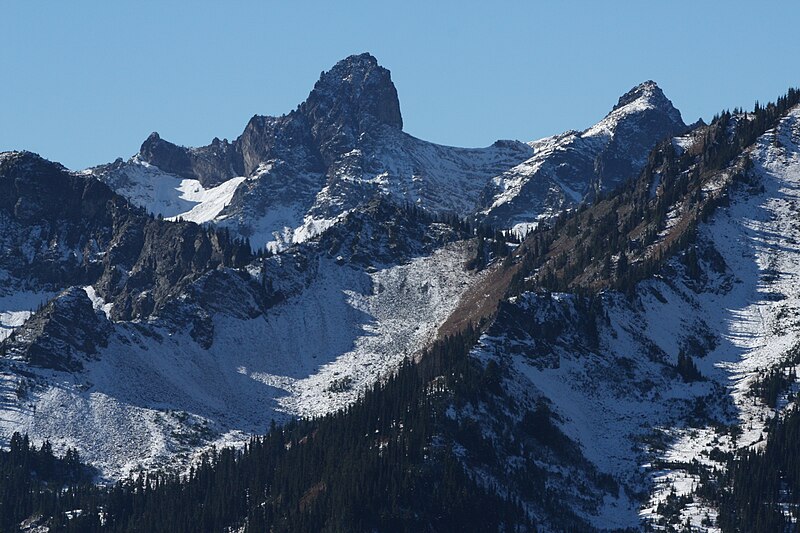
[
  {"x1": 134, "y1": 53, "x2": 402, "y2": 186},
  {"x1": 0, "y1": 152, "x2": 119, "y2": 291},
  {"x1": 298, "y1": 52, "x2": 403, "y2": 165},
  {"x1": 1, "y1": 287, "x2": 111, "y2": 372},
  {"x1": 0, "y1": 146, "x2": 483, "y2": 478},
  {"x1": 594, "y1": 81, "x2": 686, "y2": 188},
  {"x1": 137, "y1": 133, "x2": 245, "y2": 188},
  {"x1": 0, "y1": 151, "x2": 250, "y2": 315}
]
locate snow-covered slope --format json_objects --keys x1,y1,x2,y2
[
  {"x1": 0, "y1": 240, "x2": 482, "y2": 479},
  {"x1": 457, "y1": 107, "x2": 800, "y2": 531},
  {"x1": 196, "y1": 134, "x2": 534, "y2": 251},
  {"x1": 94, "y1": 136, "x2": 535, "y2": 252},
  {"x1": 86, "y1": 158, "x2": 246, "y2": 223}
]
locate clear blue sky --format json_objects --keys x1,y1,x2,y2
[{"x1": 2, "y1": 1, "x2": 798, "y2": 170}]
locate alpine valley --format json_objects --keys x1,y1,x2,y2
[{"x1": 1, "y1": 53, "x2": 799, "y2": 532}]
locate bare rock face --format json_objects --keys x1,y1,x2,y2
[
  {"x1": 298, "y1": 52, "x2": 403, "y2": 165},
  {"x1": 313, "y1": 196, "x2": 464, "y2": 267},
  {"x1": 0, "y1": 287, "x2": 111, "y2": 372},
  {"x1": 0, "y1": 151, "x2": 116, "y2": 224},
  {"x1": 96, "y1": 219, "x2": 251, "y2": 321},
  {"x1": 137, "y1": 132, "x2": 245, "y2": 188},
  {"x1": 0, "y1": 151, "x2": 120, "y2": 289},
  {"x1": 137, "y1": 132, "x2": 192, "y2": 178},
  {"x1": 0, "y1": 150, "x2": 251, "y2": 319},
  {"x1": 303, "y1": 52, "x2": 403, "y2": 131},
  {"x1": 137, "y1": 53, "x2": 402, "y2": 185}
]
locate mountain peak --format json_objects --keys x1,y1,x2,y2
[
  {"x1": 329, "y1": 52, "x2": 380, "y2": 71},
  {"x1": 137, "y1": 131, "x2": 195, "y2": 179},
  {"x1": 613, "y1": 80, "x2": 672, "y2": 112},
  {"x1": 0, "y1": 150, "x2": 67, "y2": 177},
  {"x1": 301, "y1": 53, "x2": 403, "y2": 131}
]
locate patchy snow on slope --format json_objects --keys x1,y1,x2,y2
[
  {"x1": 0, "y1": 241, "x2": 482, "y2": 479},
  {"x1": 482, "y1": 83, "x2": 678, "y2": 225},
  {"x1": 165, "y1": 176, "x2": 246, "y2": 224},
  {"x1": 584, "y1": 81, "x2": 681, "y2": 144},
  {"x1": 641, "y1": 108, "x2": 800, "y2": 529},
  {"x1": 271, "y1": 242, "x2": 483, "y2": 417},
  {"x1": 365, "y1": 132, "x2": 534, "y2": 215},
  {"x1": 672, "y1": 134, "x2": 696, "y2": 155},
  {"x1": 469, "y1": 108, "x2": 800, "y2": 531},
  {"x1": 83, "y1": 286, "x2": 113, "y2": 320},
  {"x1": 583, "y1": 90, "x2": 655, "y2": 140},
  {"x1": 212, "y1": 132, "x2": 535, "y2": 253},
  {"x1": 486, "y1": 134, "x2": 572, "y2": 210},
  {"x1": 236, "y1": 208, "x2": 345, "y2": 254}
]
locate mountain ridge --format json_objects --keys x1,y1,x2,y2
[{"x1": 88, "y1": 54, "x2": 686, "y2": 251}]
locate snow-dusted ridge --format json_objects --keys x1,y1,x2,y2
[
  {"x1": 481, "y1": 80, "x2": 686, "y2": 229},
  {"x1": 462, "y1": 107, "x2": 800, "y2": 531},
  {"x1": 94, "y1": 78, "x2": 682, "y2": 251}
]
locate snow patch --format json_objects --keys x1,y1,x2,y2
[{"x1": 96, "y1": 160, "x2": 245, "y2": 223}]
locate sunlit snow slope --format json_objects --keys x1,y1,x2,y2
[{"x1": 85, "y1": 159, "x2": 246, "y2": 224}]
